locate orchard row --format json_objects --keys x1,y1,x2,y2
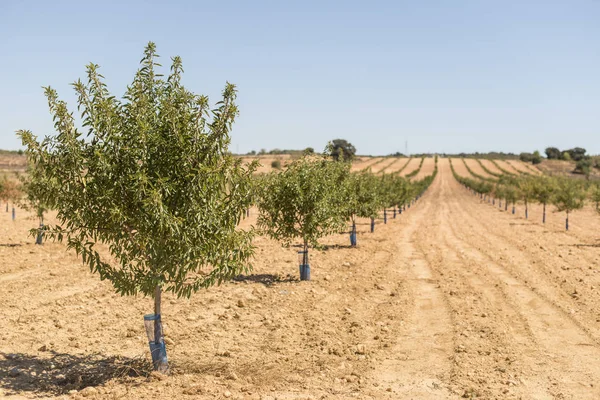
[{"x1": 450, "y1": 158, "x2": 600, "y2": 230}]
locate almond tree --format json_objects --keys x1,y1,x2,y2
[
  {"x1": 552, "y1": 177, "x2": 586, "y2": 230},
  {"x1": 517, "y1": 176, "x2": 535, "y2": 219},
  {"x1": 18, "y1": 43, "x2": 256, "y2": 372},
  {"x1": 257, "y1": 155, "x2": 348, "y2": 280},
  {"x1": 533, "y1": 176, "x2": 556, "y2": 223},
  {"x1": 342, "y1": 171, "x2": 382, "y2": 245}
]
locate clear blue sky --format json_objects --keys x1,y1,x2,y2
[{"x1": 1, "y1": 1, "x2": 599, "y2": 155}]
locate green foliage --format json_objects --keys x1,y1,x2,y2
[
  {"x1": 574, "y1": 158, "x2": 592, "y2": 178},
  {"x1": 532, "y1": 151, "x2": 542, "y2": 165},
  {"x1": 271, "y1": 160, "x2": 282, "y2": 170},
  {"x1": 18, "y1": 161, "x2": 49, "y2": 222},
  {"x1": 343, "y1": 171, "x2": 382, "y2": 222},
  {"x1": 18, "y1": 43, "x2": 257, "y2": 298},
  {"x1": 552, "y1": 177, "x2": 586, "y2": 214},
  {"x1": 532, "y1": 176, "x2": 556, "y2": 205},
  {"x1": 328, "y1": 139, "x2": 356, "y2": 162},
  {"x1": 545, "y1": 147, "x2": 561, "y2": 160},
  {"x1": 516, "y1": 176, "x2": 535, "y2": 208},
  {"x1": 257, "y1": 156, "x2": 349, "y2": 248}
]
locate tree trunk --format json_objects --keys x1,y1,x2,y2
[
  {"x1": 566, "y1": 212, "x2": 569, "y2": 231},
  {"x1": 153, "y1": 285, "x2": 169, "y2": 372},
  {"x1": 525, "y1": 201, "x2": 528, "y2": 219},
  {"x1": 543, "y1": 203, "x2": 546, "y2": 224}
]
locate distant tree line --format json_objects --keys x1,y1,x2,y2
[{"x1": 544, "y1": 147, "x2": 600, "y2": 179}]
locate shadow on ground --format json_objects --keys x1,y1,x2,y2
[
  {"x1": 0, "y1": 351, "x2": 151, "y2": 396},
  {"x1": 233, "y1": 273, "x2": 297, "y2": 286}
]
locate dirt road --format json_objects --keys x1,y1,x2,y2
[{"x1": 1, "y1": 159, "x2": 600, "y2": 399}]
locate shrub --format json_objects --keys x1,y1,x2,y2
[
  {"x1": 574, "y1": 158, "x2": 592, "y2": 179},
  {"x1": 271, "y1": 160, "x2": 282, "y2": 169}
]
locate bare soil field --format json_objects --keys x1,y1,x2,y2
[
  {"x1": 3, "y1": 159, "x2": 600, "y2": 399},
  {"x1": 397, "y1": 158, "x2": 419, "y2": 177},
  {"x1": 505, "y1": 160, "x2": 542, "y2": 175},
  {"x1": 493, "y1": 160, "x2": 522, "y2": 175},
  {"x1": 536, "y1": 159, "x2": 600, "y2": 180},
  {"x1": 463, "y1": 159, "x2": 495, "y2": 179},
  {"x1": 0, "y1": 152, "x2": 26, "y2": 173},
  {"x1": 412, "y1": 157, "x2": 436, "y2": 180},
  {"x1": 478, "y1": 159, "x2": 504, "y2": 175},
  {"x1": 350, "y1": 157, "x2": 383, "y2": 172},
  {"x1": 369, "y1": 158, "x2": 396, "y2": 174}
]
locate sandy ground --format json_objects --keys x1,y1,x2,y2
[
  {"x1": 412, "y1": 157, "x2": 436, "y2": 180},
  {"x1": 493, "y1": 160, "x2": 522, "y2": 175},
  {"x1": 463, "y1": 159, "x2": 495, "y2": 179},
  {"x1": 369, "y1": 159, "x2": 396, "y2": 174},
  {"x1": 2, "y1": 159, "x2": 600, "y2": 399},
  {"x1": 478, "y1": 159, "x2": 504, "y2": 175},
  {"x1": 397, "y1": 159, "x2": 419, "y2": 177},
  {"x1": 505, "y1": 160, "x2": 542, "y2": 175},
  {"x1": 350, "y1": 158, "x2": 384, "y2": 172}
]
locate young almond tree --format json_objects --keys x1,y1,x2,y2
[
  {"x1": 533, "y1": 176, "x2": 556, "y2": 224},
  {"x1": 377, "y1": 174, "x2": 396, "y2": 223},
  {"x1": 552, "y1": 177, "x2": 586, "y2": 230},
  {"x1": 342, "y1": 171, "x2": 382, "y2": 246},
  {"x1": 504, "y1": 185, "x2": 519, "y2": 214},
  {"x1": 257, "y1": 155, "x2": 349, "y2": 280},
  {"x1": 517, "y1": 176, "x2": 535, "y2": 219},
  {"x1": 18, "y1": 43, "x2": 257, "y2": 372}
]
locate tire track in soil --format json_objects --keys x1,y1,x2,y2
[
  {"x1": 442, "y1": 160, "x2": 600, "y2": 398},
  {"x1": 369, "y1": 162, "x2": 455, "y2": 399},
  {"x1": 413, "y1": 162, "x2": 551, "y2": 399}
]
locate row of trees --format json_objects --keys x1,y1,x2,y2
[
  {"x1": 256, "y1": 155, "x2": 438, "y2": 255},
  {"x1": 450, "y1": 159, "x2": 598, "y2": 230}
]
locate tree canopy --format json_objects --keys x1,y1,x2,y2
[{"x1": 18, "y1": 42, "x2": 257, "y2": 298}]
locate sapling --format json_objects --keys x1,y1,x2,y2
[
  {"x1": 533, "y1": 176, "x2": 556, "y2": 224},
  {"x1": 18, "y1": 43, "x2": 257, "y2": 372},
  {"x1": 342, "y1": 171, "x2": 381, "y2": 246},
  {"x1": 552, "y1": 177, "x2": 586, "y2": 230},
  {"x1": 257, "y1": 155, "x2": 349, "y2": 279},
  {"x1": 517, "y1": 176, "x2": 535, "y2": 219}
]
